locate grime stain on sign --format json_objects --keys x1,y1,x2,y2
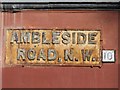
[{"x1": 5, "y1": 29, "x2": 101, "y2": 66}]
